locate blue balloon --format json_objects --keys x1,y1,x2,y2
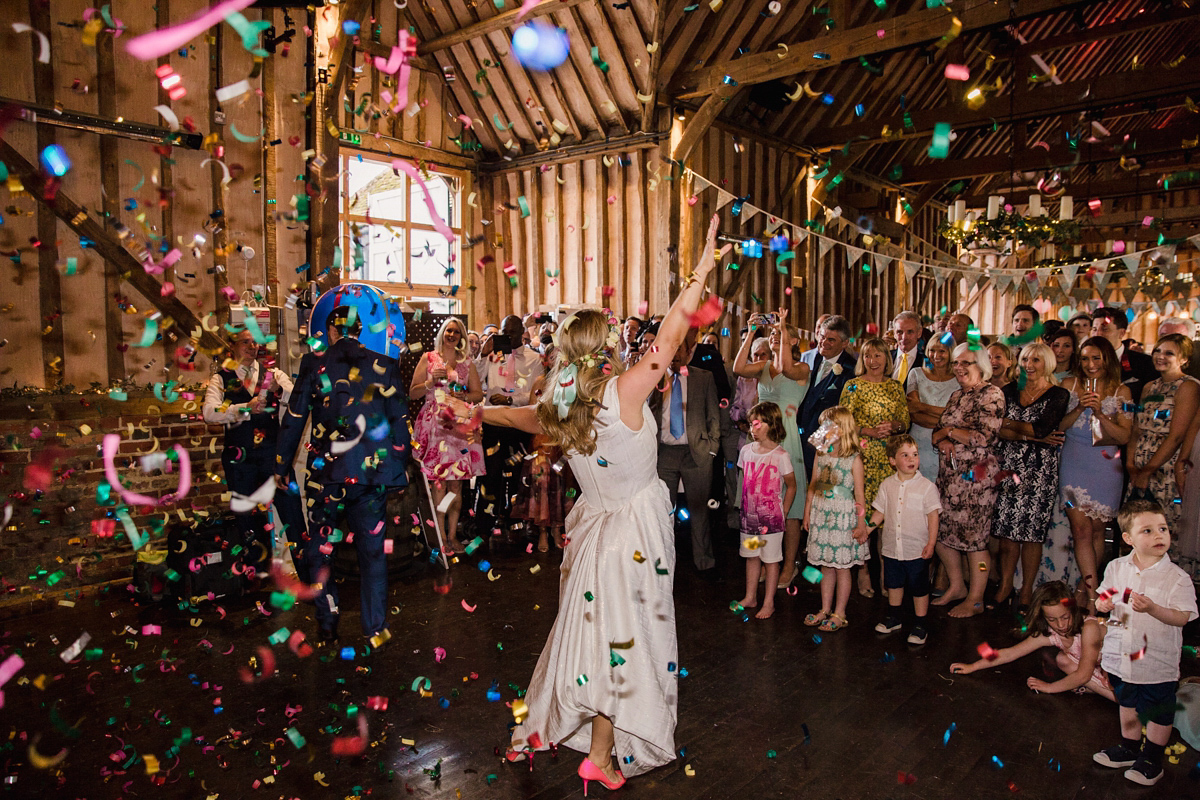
[
  {"x1": 309, "y1": 283, "x2": 405, "y2": 359},
  {"x1": 512, "y1": 21, "x2": 569, "y2": 71}
]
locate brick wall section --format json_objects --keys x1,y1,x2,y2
[{"x1": 0, "y1": 388, "x2": 229, "y2": 604}]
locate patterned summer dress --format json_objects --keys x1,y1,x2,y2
[
  {"x1": 412, "y1": 359, "x2": 485, "y2": 482},
  {"x1": 992, "y1": 384, "x2": 1070, "y2": 544},
  {"x1": 934, "y1": 383, "x2": 1006, "y2": 552},
  {"x1": 1124, "y1": 375, "x2": 1200, "y2": 529},
  {"x1": 805, "y1": 453, "x2": 867, "y2": 568},
  {"x1": 840, "y1": 377, "x2": 910, "y2": 507}
]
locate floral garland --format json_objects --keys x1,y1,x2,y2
[{"x1": 938, "y1": 210, "x2": 1082, "y2": 251}]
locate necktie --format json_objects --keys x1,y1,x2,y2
[
  {"x1": 817, "y1": 360, "x2": 832, "y2": 384},
  {"x1": 896, "y1": 352, "x2": 909, "y2": 386},
  {"x1": 670, "y1": 372, "x2": 685, "y2": 439}
]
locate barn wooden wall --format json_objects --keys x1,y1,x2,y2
[
  {"x1": 466, "y1": 143, "x2": 670, "y2": 327},
  {"x1": 0, "y1": 0, "x2": 309, "y2": 389}
]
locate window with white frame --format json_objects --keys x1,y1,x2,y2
[{"x1": 339, "y1": 152, "x2": 462, "y2": 312}]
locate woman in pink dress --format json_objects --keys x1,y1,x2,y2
[{"x1": 409, "y1": 318, "x2": 485, "y2": 545}]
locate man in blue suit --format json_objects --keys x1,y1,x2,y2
[
  {"x1": 798, "y1": 315, "x2": 858, "y2": 476},
  {"x1": 276, "y1": 307, "x2": 411, "y2": 645}
]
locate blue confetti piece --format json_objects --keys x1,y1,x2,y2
[
  {"x1": 676, "y1": 507, "x2": 690, "y2": 521},
  {"x1": 812, "y1": 634, "x2": 822, "y2": 644},
  {"x1": 943, "y1": 722, "x2": 957, "y2": 746},
  {"x1": 439, "y1": 697, "x2": 450, "y2": 709},
  {"x1": 802, "y1": 723, "x2": 811, "y2": 745},
  {"x1": 992, "y1": 755, "x2": 1004, "y2": 769},
  {"x1": 486, "y1": 689, "x2": 501, "y2": 702},
  {"x1": 339, "y1": 647, "x2": 355, "y2": 660},
  {"x1": 478, "y1": 560, "x2": 491, "y2": 572},
  {"x1": 667, "y1": 662, "x2": 677, "y2": 672},
  {"x1": 678, "y1": 667, "x2": 689, "y2": 677},
  {"x1": 880, "y1": 652, "x2": 895, "y2": 664}
]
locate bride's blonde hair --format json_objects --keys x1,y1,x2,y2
[{"x1": 535, "y1": 309, "x2": 623, "y2": 456}]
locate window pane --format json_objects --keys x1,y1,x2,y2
[
  {"x1": 409, "y1": 229, "x2": 453, "y2": 287},
  {"x1": 412, "y1": 297, "x2": 457, "y2": 315},
  {"x1": 360, "y1": 224, "x2": 405, "y2": 284},
  {"x1": 409, "y1": 175, "x2": 452, "y2": 227},
  {"x1": 346, "y1": 157, "x2": 405, "y2": 221}
]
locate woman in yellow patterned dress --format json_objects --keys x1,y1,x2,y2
[{"x1": 839, "y1": 337, "x2": 911, "y2": 596}]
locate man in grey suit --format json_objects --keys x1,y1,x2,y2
[{"x1": 650, "y1": 341, "x2": 721, "y2": 575}]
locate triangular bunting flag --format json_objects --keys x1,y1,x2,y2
[
  {"x1": 793, "y1": 227, "x2": 809, "y2": 246},
  {"x1": 873, "y1": 253, "x2": 894, "y2": 273},
  {"x1": 902, "y1": 261, "x2": 922, "y2": 283},
  {"x1": 932, "y1": 267, "x2": 949, "y2": 289},
  {"x1": 993, "y1": 273, "x2": 1015, "y2": 294},
  {"x1": 1059, "y1": 262, "x2": 1080, "y2": 291},
  {"x1": 714, "y1": 189, "x2": 734, "y2": 210},
  {"x1": 1121, "y1": 254, "x2": 1141, "y2": 276},
  {"x1": 1070, "y1": 287, "x2": 1092, "y2": 303},
  {"x1": 740, "y1": 204, "x2": 762, "y2": 225},
  {"x1": 845, "y1": 245, "x2": 866, "y2": 270},
  {"x1": 1092, "y1": 264, "x2": 1111, "y2": 294},
  {"x1": 1122, "y1": 286, "x2": 1137, "y2": 305},
  {"x1": 1025, "y1": 270, "x2": 1041, "y2": 297},
  {"x1": 818, "y1": 236, "x2": 836, "y2": 260}
]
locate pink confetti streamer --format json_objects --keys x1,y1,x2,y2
[
  {"x1": 944, "y1": 64, "x2": 970, "y2": 81},
  {"x1": 125, "y1": 0, "x2": 256, "y2": 61},
  {"x1": 392, "y1": 159, "x2": 456, "y2": 243},
  {"x1": 374, "y1": 30, "x2": 416, "y2": 112},
  {"x1": 101, "y1": 434, "x2": 192, "y2": 507},
  {"x1": 515, "y1": 0, "x2": 540, "y2": 22}
]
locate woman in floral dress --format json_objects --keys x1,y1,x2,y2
[
  {"x1": 410, "y1": 318, "x2": 485, "y2": 546},
  {"x1": 1124, "y1": 334, "x2": 1199, "y2": 530},
  {"x1": 839, "y1": 337, "x2": 909, "y2": 597},
  {"x1": 931, "y1": 343, "x2": 1006, "y2": 618},
  {"x1": 991, "y1": 343, "x2": 1070, "y2": 613}
]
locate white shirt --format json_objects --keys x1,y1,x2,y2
[
  {"x1": 202, "y1": 362, "x2": 294, "y2": 426},
  {"x1": 1099, "y1": 552, "x2": 1198, "y2": 683},
  {"x1": 658, "y1": 368, "x2": 689, "y2": 446},
  {"x1": 892, "y1": 346, "x2": 918, "y2": 381},
  {"x1": 871, "y1": 472, "x2": 942, "y2": 560},
  {"x1": 481, "y1": 346, "x2": 544, "y2": 407}
]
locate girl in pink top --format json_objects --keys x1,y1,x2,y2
[{"x1": 949, "y1": 581, "x2": 1113, "y2": 700}]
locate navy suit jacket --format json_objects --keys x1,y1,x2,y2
[
  {"x1": 798, "y1": 348, "x2": 858, "y2": 439},
  {"x1": 276, "y1": 337, "x2": 411, "y2": 488},
  {"x1": 1121, "y1": 347, "x2": 1159, "y2": 403}
]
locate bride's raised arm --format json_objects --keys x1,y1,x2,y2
[{"x1": 617, "y1": 215, "x2": 721, "y2": 412}]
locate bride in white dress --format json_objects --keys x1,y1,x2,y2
[{"x1": 479, "y1": 216, "x2": 720, "y2": 793}]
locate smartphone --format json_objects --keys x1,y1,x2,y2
[
  {"x1": 492, "y1": 334, "x2": 513, "y2": 354},
  {"x1": 766, "y1": 313, "x2": 779, "y2": 324}
]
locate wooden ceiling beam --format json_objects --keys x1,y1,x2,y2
[
  {"x1": 416, "y1": 0, "x2": 592, "y2": 55},
  {"x1": 895, "y1": 124, "x2": 1200, "y2": 185},
  {"x1": 803, "y1": 64, "x2": 1200, "y2": 150},
  {"x1": 1015, "y1": 3, "x2": 1200, "y2": 56},
  {"x1": 670, "y1": 0, "x2": 1092, "y2": 100},
  {"x1": 672, "y1": 87, "x2": 738, "y2": 164}
]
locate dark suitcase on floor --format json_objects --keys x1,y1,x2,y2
[
  {"x1": 165, "y1": 516, "x2": 253, "y2": 603},
  {"x1": 132, "y1": 547, "x2": 171, "y2": 603}
]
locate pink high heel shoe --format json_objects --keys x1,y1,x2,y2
[{"x1": 578, "y1": 757, "x2": 625, "y2": 796}]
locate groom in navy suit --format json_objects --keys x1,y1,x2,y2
[
  {"x1": 798, "y1": 315, "x2": 858, "y2": 476},
  {"x1": 276, "y1": 307, "x2": 411, "y2": 645}
]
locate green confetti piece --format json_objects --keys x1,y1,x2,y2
[
  {"x1": 584, "y1": 591, "x2": 594, "y2": 602},
  {"x1": 590, "y1": 46, "x2": 609, "y2": 73},
  {"x1": 576, "y1": 674, "x2": 588, "y2": 686},
  {"x1": 268, "y1": 627, "x2": 290, "y2": 645},
  {"x1": 517, "y1": 195, "x2": 530, "y2": 218},
  {"x1": 767, "y1": 749, "x2": 778, "y2": 758},
  {"x1": 286, "y1": 727, "x2": 306, "y2": 748},
  {"x1": 269, "y1": 591, "x2": 296, "y2": 611},
  {"x1": 928, "y1": 122, "x2": 951, "y2": 159},
  {"x1": 609, "y1": 650, "x2": 626, "y2": 668},
  {"x1": 45, "y1": 570, "x2": 65, "y2": 586}
]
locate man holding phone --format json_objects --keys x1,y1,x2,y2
[{"x1": 477, "y1": 315, "x2": 545, "y2": 541}]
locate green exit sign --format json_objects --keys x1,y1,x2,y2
[{"x1": 339, "y1": 131, "x2": 361, "y2": 145}]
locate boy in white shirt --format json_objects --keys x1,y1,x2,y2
[
  {"x1": 1092, "y1": 499, "x2": 1198, "y2": 786},
  {"x1": 869, "y1": 436, "x2": 941, "y2": 646}
]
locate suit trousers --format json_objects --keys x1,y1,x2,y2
[
  {"x1": 719, "y1": 406, "x2": 741, "y2": 527},
  {"x1": 300, "y1": 483, "x2": 389, "y2": 636},
  {"x1": 224, "y1": 450, "x2": 306, "y2": 573},
  {"x1": 476, "y1": 422, "x2": 532, "y2": 537},
  {"x1": 658, "y1": 443, "x2": 715, "y2": 570}
]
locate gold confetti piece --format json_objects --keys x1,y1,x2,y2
[
  {"x1": 79, "y1": 424, "x2": 92, "y2": 435},
  {"x1": 632, "y1": 550, "x2": 645, "y2": 563},
  {"x1": 684, "y1": 764, "x2": 696, "y2": 777},
  {"x1": 144, "y1": 754, "x2": 160, "y2": 775},
  {"x1": 529, "y1": 564, "x2": 541, "y2": 574},
  {"x1": 646, "y1": 42, "x2": 658, "y2": 53},
  {"x1": 512, "y1": 699, "x2": 528, "y2": 723}
]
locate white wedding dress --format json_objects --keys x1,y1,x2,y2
[{"x1": 510, "y1": 378, "x2": 678, "y2": 776}]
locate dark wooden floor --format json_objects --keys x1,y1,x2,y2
[{"x1": 3, "y1": 525, "x2": 1198, "y2": 800}]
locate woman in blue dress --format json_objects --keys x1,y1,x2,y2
[
  {"x1": 733, "y1": 310, "x2": 809, "y2": 587},
  {"x1": 1055, "y1": 337, "x2": 1132, "y2": 611}
]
